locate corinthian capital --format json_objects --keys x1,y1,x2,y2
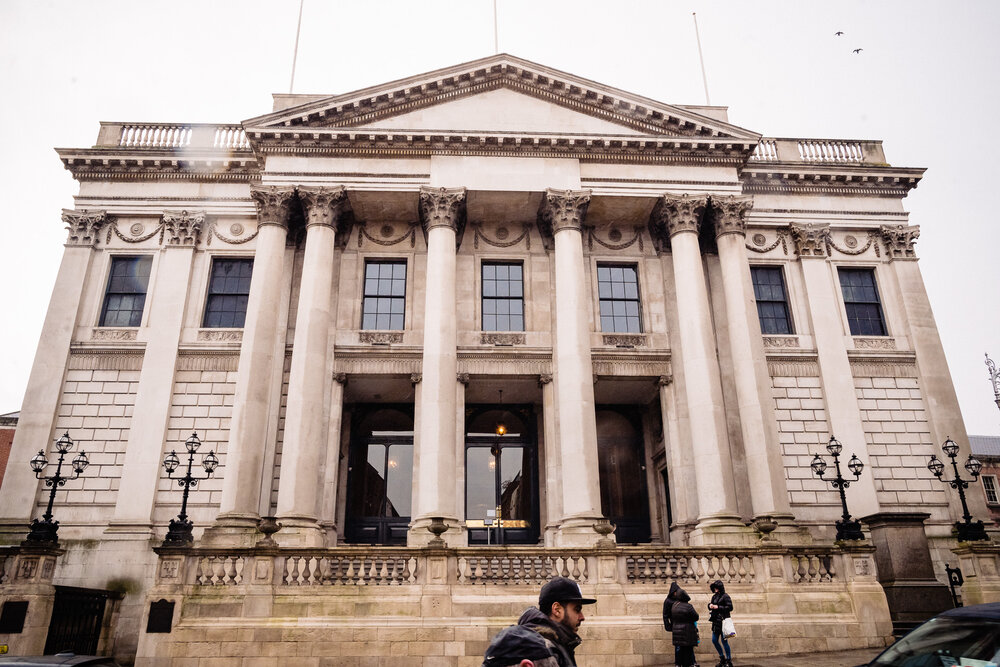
[
  {"x1": 62, "y1": 209, "x2": 109, "y2": 247},
  {"x1": 250, "y1": 185, "x2": 297, "y2": 229},
  {"x1": 709, "y1": 195, "x2": 754, "y2": 238},
  {"x1": 536, "y1": 188, "x2": 591, "y2": 250},
  {"x1": 880, "y1": 224, "x2": 920, "y2": 260},
  {"x1": 789, "y1": 223, "x2": 831, "y2": 258},
  {"x1": 648, "y1": 194, "x2": 708, "y2": 250},
  {"x1": 298, "y1": 185, "x2": 349, "y2": 229},
  {"x1": 419, "y1": 186, "x2": 467, "y2": 232},
  {"x1": 162, "y1": 210, "x2": 205, "y2": 246}
]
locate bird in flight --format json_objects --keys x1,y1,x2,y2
[
  {"x1": 853, "y1": 48, "x2": 863, "y2": 54},
  {"x1": 835, "y1": 31, "x2": 844, "y2": 36}
]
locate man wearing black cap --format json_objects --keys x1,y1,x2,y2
[
  {"x1": 482, "y1": 625, "x2": 560, "y2": 667},
  {"x1": 515, "y1": 576, "x2": 597, "y2": 667}
]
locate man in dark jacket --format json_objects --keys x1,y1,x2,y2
[
  {"x1": 662, "y1": 581, "x2": 681, "y2": 664},
  {"x1": 517, "y1": 576, "x2": 596, "y2": 667},
  {"x1": 708, "y1": 580, "x2": 734, "y2": 667},
  {"x1": 670, "y1": 585, "x2": 699, "y2": 667}
]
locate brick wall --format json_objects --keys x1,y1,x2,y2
[{"x1": 771, "y1": 373, "x2": 832, "y2": 507}]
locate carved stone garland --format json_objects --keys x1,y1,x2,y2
[
  {"x1": 357, "y1": 222, "x2": 418, "y2": 248},
  {"x1": 746, "y1": 229, "x2": 789, "y2": 255},
  {"x1": 472, "y1": 222, "x2": 531, "y2": 250},
  {"x1": 206, "y1": 220, "x2": 259, "y2": 245},
  {"x1": 826, "y1": 230, "x2": 881, "y2": 257},
  {"x1": 587, "y1": 226, "x2": 643, "y2": 252}
]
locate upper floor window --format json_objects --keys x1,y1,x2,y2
[
  {"x1": 597, "y1": 264, "x2": 642, "y2": 333},
  {"x1": 839, "y1": 268, "x2": 887, "y2": 336},
  {"x1": 751, "y1": 266, "x2": 793, "y2": 335},
  {"x1": 203, "y1": 258, "x2": 253, "y2": 328},
  {"x1": 362, "y1": 260, "x2": 406, "y2": 330},
  {"x1": 100, "y1": 256, "x2": 153, "y2": 327},
  {"x1": 984, "y1": 475, "x2": 999, "y2": 505},
  {"x1": 482, "y1": 262, "x2": 524, "y2": 332}
]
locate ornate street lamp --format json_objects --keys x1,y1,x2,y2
[
  {"x1": 987, "y1": 353, "x2": 1000, "y2": 413},
  {"x1": 927, "y1": 437, "x2": 989, "y2": 542},
  {"x1": 24, "y1": 432, "x2": 89, "y2": 545},
  {"x1": 810, "y1": 435, "x2": 865, "y2": 541},
  {"x1": 161, "y1": 432, "x2": 218, "y2": 546}
]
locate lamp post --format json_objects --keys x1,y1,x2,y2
[
  {"x1": 810, "y1": 435, "x2": 865, "y2": 541},
  {"x1": 161, "y1": 432, "x2": 218, "y2": 546},
  {"x1": 25, "y1": 432, "x2": 89, "y2": 545},
  {"x1": 987, "y1": 353, "x2": 1000, "y2": 413},
  {"x1": 927, "y1": 437, "x2": 989, "y2": 542}
]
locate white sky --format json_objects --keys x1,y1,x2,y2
[{"x1": 2, "y1": 0, "x2": 998, "y2": 436}]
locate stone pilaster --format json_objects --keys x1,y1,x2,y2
[
  {"x1": 539, "y1": 188, "x2": 604, "y2": 546},
  {"x1": 319, "y1": 373, "x2": 348, "y2": 543},
  {"x1": 411, "y1": 186, "x2": 466, "y2": 545},
  {"x1": 791, "y1": 222, "x2": 880, "y2": 521},
  {"x1": 710, "y1": 196, "x2": 793, "y2": 526},
  {"x1": 107, "y1": 211, "x2": 204, "y2": 539},
  {"x1": 276, "y1": 186, "x2": 348, "y2": 547},
  {"x1": 538, "y1": 373, "x2": 562, "y2": 546},
  {"x1": 651, "y1": 194, "x2": 744, "y2": 544},
  {"x1": 209, "y1": 186, "x2": 296, "y2": 545},
  {"x1": 0, "y1": 211, "x2": 107, "y2": 539}
]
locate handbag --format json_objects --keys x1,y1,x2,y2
[{"x1": 721, "y1": 617, "x2": 737, "y2": 639}]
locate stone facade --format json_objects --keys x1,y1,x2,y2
[{"x1": 0, "y1": 54, "x2": 994, "y2": 664}]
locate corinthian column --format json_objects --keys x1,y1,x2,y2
[
  {"x1": 710, "y1": 196, "x2": 793, "y2": 526},
  {"x1": 411, "y1": 186, "x2": 466, "y2": 545},
  {"x1": 275, "y1": 186, "x2": 348, "y2": 547},
  {"x1": 211, "y1": 185, "x2": 296, "y2": 544},
  {"x1": 0, "y1": 211, "x2": 107, "y2": 538},
  {"x1": 539, "y1": 188, "x2": 604, "y2": 546},
  {"x1": 650, "y1": 194, "x2": 742, "y2": 544}
]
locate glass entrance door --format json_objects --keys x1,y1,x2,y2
[{"x1": 597, "y1": 408, "x2": 651, "y2": 543}]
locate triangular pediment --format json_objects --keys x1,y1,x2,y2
[{"x1": 244, "y1": 54, "x2": 760, "y2": 141}]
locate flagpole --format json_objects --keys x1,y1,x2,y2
[
  {"x1": 493, "y1": 0, "x2": 499, "y2": 54},
  {"x1": 692, "y1": 12, "x2": 711, "y2": 105},
  {"x1": 289, "y1": 0, "x2": 305, "y2": 94}
]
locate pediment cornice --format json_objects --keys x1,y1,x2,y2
[
  {"x1": 57, "y1": 148, "x2": 259, "y2": 182},
  {"x1": 244, "y1": 54, "x2": 760, "y2": 141},
  {"x1": 741, "y1": 163, "x2": 925, "y2": 197}
]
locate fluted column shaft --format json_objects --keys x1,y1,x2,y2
[
  {"x1": 411, "y1": 186, "x2": 466, "y2": 544},
  {"x1": 215, "y1": 186, "x2": 296, "y2": 536},
  {"x1": 541, "y1": 189, "x2": 603, "y2": 545},
  {"x1": 539, "y1": 374, "x2": 562, "y2": 546},
  {"x1": 276, "y1": 187, "x2": 347, "y2": 546},
  {"x1": 712, "y1": 196, "x2": 792, "y2": 520}
]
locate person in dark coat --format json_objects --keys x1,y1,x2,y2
[
  {"x1": 708, "y1": 580, "x2": 734, "y2": 667},
  {"x1": 670, "y1": 585, "x2": 700, "y2": 667},
  {"x1": 662, "y1": 581, "x2": 681, "y2": 664}
]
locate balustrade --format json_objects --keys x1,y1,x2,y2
[
  {"x1": 751, "y1": 138, "x2": 876, "y2": 164},
  {"x1": 457, "y1": 550, "x2": 589, "y2": 585},
  {"x1": 104, "y1": 123, "x2": 249, "y2": 150},
  {"x1": 282, "y1": 552, "x2": 418, "y2": 586}
]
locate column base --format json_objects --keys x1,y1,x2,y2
[
  {"x1": 554, "y1": 515, "x2": 610, "y2": 548},
  {"x1": 408, "y1": 516, "x2": 466, "y2": 548},
  {"x1": 200, "y1": 513, "x2": 261, "y2": 547},
  {"x1": 688, "y1": 514, "x2": 757, "y2": 546},
  {"x1": 274, "y1": 516, "x2": 327, "y2": 548}
]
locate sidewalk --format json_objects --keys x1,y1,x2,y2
[{"x1": 739, "y1": 647, "x2": 885, "y2": 666}]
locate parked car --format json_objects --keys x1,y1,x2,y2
[
  {"x1": 0, "y1": 653, "x2": 120, "y2": 666},
  {"x1": 860, "y1": 602, "x2": 1000, "y2": 666}
]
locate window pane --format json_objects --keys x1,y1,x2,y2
[
  {"x1": 203, "y1": 258, "x2": 253, "y2": 328},
  {"x1": 482, "y1": 262, "x2": 524, "y2": 332},
  {"x1": 466, "y1": 447, "x2": 495, "y2": 523},
  {"x1": 839, "y1": 269, "x2": 886, "y2": 336},
  {"x1": 385, "y1": 445, "x2": 412, "y2": 518},
  {"x1": 100, "y1": 257, "x2": 153, "y2": 327},
  {"x1": 751, "y1": 267, "x2": 793, "y2": 335},
  {"x1": 363, "y1": 261, "x2": 406, "y2": 330},
  {"x1": 597, "y1": 263, "x2": 642, "y2": 333}
]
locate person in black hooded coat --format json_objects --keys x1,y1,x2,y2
[
  {"x1": 670, "y1": 585, "x2": 699, "y2": 667},
  {"x1": 708, "y1": 580, "x2": 734, "y2": 667},
  {"x1": 662, "y1": 581, "x2": 682, "y2": 664}
]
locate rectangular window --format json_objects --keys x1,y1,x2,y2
[
  {"x1": 482, "y1": 262, "x2": 524, "y2": 331},
  {"x1": 839, "y1": 268, "x2": 887, "y2": 336},
  {"x1": 597, "y1": 264, "x2": 642, "y2": 333},
  {"x1": 984, "y1": 475, "x2": 999, "y2": 505},
  {"x1": 751, "y1": 266, "x2": 793, "y2": 334},
  {"x1": 203, "y1": 258, "x2": 254, "y2": 328},
  {"x1": 362, "y1": 260, "x2": 406, "y2": 330},
  {"x1": 99, "y1": 256, "x2": 153, "y2": 327}
]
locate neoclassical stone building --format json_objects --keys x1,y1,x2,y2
[{"x1": 1, "y1": 54, "x2": 995, "y2": 665}]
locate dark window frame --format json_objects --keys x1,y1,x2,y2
[
  {"x1": 597, "y1": 263, "x2": 643, "y2": 334},
  {"x1": 99, "y1": 255, "x2": 153, "y2": 327},
  {"x1": 751, "y1": 265, "x2": 794, "y2": 335},
  {"x1": 481, "y1": 260, "x2": 525, "y2": 332},
  {"x1": 839, "y1": 267, "x2": 888, "y2": 336},
  {"x1": 361, "y1": 259, "x2": 407, "y2": 331},
  {"x1": 202, "y1": 257, "x2": 254, "y2": 328}
]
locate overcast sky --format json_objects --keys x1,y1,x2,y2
[{"x1": 2, "y1": 0, "x2": 998, "y2": 437}]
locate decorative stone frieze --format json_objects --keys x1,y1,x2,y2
[
  {"x1": 767, "y1": 358, "x2": 821, "y2": 377},
  {"x1": 298, "y1": 185, "x2": 349, "y2": 229},
  {"x1": 359, "y1": 331, "x2": 403, "y2": 345},
  {"x1": 249, "y1": 185, "x2": 297, "y2": 228},
  {"x1": 658, "y1": 375, "x2": 673, "y2": 387},
  {"x1": 333, "y1": 373, "x2": 347, "y2": 384},
  {"x1": 849, "y1": 358, "x2": 918, "y2": 378},
  {"x1": 197, "y1": 330, "x2": 243, "y2": 342},
  {"x1": 176, "y1": 352, "x2": 240, "y2": 372},
  {"x1": 648, "y1": 193, "x2": 708, "y2": 251},
  {"x1": 456, "y1": 373, "x2": 470, "y2": 385},
  {"x1": 602, "y1": 334, "x2": 646, "y2": 348},
  {"x1": 880, "y1": 224, "x2": 920, "y2": 260},
  {"x1": 481, "y1": 332, "x2": 525, "y2": 346},
  {"x1": 418, "y1": 186, "x2": 467, "y2": 245},
  {"x1": 537, "y1": 188, "x2": 592, "y2": 247},
  {"x1": 91, "y1": 328, "x2": 138, "y2": 341},
  {"x1": 68, "y1": 350, "x2": 144, "y2": 371},
  {"x1": 789, "y1": 222, "x2": 831, "y2": 258},
  {"x1": 853, "y1": 337, "x2": 897, "y2": 350},
  {"x1": 162, "y1": 210, "x2": 205, "y2": 246},
  {"x1": 709, "y1": 195, "x2": 754, "y2": 238},
  {"x1": 763, "y1": 336, "x2": 800, "y2": 348},
  {"x1": 746, "y1": 229, "x2": 789, "y2": 255},
  {"x1": 410, "y1": 373, "x2": 422, "y2": 385},
  {"x1": 62, "y1": 209, "x2": 108, "y2": 247},
  {"x1": 538, "y1": 374, "x2": 553, "y2": 386}
]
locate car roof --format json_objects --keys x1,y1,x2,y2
[{"x1": 938, "y1": 602, "x2": 1000, "y2": 620}]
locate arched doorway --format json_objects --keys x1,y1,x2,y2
[
  {"x1": 596, "y1": 408, "x2": 651, "y2": 543},
  {"x1": 465, "y1": 405, "x2": 539, "y2": 545}
]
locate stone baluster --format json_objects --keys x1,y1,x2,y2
[
  {"x1": 211, "y1": 186, "x2": 296, "y2": 544},
  {"x1": 275, "y1": 186, "x2": 348, "y2": 547},
  {"x1": 539, "y1": 188, "x2": 604, "y2": 546},
  {"x1": 710, "y1": 196, "x2": 793, "y2": 526},
  {"x1": 410, "y1": 186, "x2": 466, "y2": 545},
  {"x1": 649, "y1": 194, "x2": 742, "y2": 545}
]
